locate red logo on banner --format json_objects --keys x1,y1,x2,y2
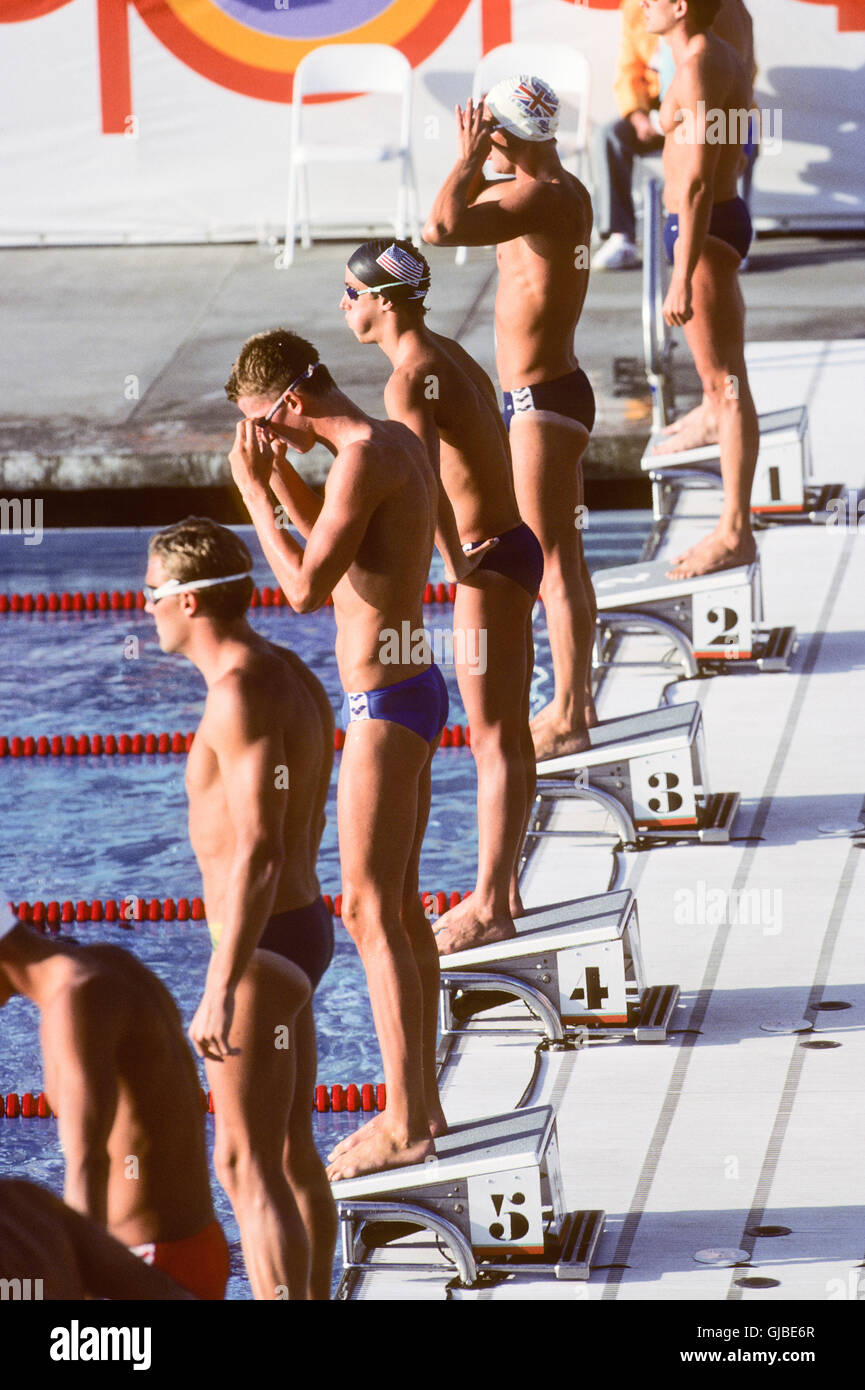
[
  {"x1": 794, "y1": 0, "x2": 865, "y2": 29},
  {"x1": 0, "y1": 0, "x2": 74, "y2": 19}
]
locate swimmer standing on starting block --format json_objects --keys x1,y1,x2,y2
[
  {"x1": 145, "y1": 517, "x2": 337, "y2": 1299},
  {"x1": 0, "y1": 892, "x2": 228, "y2": 1299},
  {"x1": 645, "y1": 0, "x2": 759, "y2": 578},
  {"x1": 341, "y1": 238, "x2": 541, "y2": 957},
  {"x1": 425, "y1": 75, "x2": 597, "y2": 763},
  {"x1": 225, "y1": 331, "x2": 445, "y2": 1181}
]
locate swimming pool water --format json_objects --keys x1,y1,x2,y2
[{"x1": 0, "y1": 517, "x2": 650, "y2": 1297}]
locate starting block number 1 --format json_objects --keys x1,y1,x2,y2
[
  {"x1": 467, "y1": 1170, "x2": 544, "y2": 1254},
  {"x1": 692, "y1": 583, "x2": 753, "y2": 658}
]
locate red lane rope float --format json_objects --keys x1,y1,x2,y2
[
  {"x1": 10, "y1": 891, "x2": 469, "y2": 927},
  {"x1": 2, "y1": 1086, "x2": 385, "y2": 1117},
  {"x1": 0, "y1": 725, "x2": 470, "y2": 758},
  {"x1": 0, "y1": 584, "x2": 456, "y2": 616}
]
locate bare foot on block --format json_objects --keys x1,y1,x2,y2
[
  {"x1": 533, "y1": 723, "x2": 592, "y2": 763},
  {"x1": 434, "y1": 897, "x2": 516, "y2": 956},
  {"x1": 666, "y1": 528, "x2": 757, "y2": 580},
  {"x1": 651, "y1": 402, "x2": 719, "y2": 456},
  {"x1": 327, "y1": 1126, "x2": 434, "y2": 1182}
]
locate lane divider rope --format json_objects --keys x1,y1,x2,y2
[
  {"x1": 0, "y1": 724, "x2": 471, "y2": 757},
  {"x1": 7, "y1": 890, "x2": 469, "y2": 925},
  {"x1": 1, "y1": 1083, "x2": 387, "y2": 1118},
  {"x1": 0, "y1": 582, "x2": 457, "y2": 615}
]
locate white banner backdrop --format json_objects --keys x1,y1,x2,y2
[{"x1": 1, "y1": 0, "x2": 863, "y2": 243}]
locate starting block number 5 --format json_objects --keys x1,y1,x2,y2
[
  {"x1": 692, "y1": 583, "x2": 753, "y2": 658},
  {"x1": 467, "y1": 1170, "x2": 544, "y2": 1254}
]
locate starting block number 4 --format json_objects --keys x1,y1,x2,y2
[
  {"x1": 691, "y1": 582, "x2": 754, "y2": 659},
  {"x1": 468, "y1": 1171, "x2": 544, "y2": 1254},
  {"x1": 558, "y1": 941, "x2": 629, "y2": 1024}
]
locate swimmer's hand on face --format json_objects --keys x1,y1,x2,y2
[
  {"x1": 455, "y1": 98, "x2": 495, "y2": 166},
  {"x1": 228, "y1": 418, "x2": 276, "y2": 495},
  {"x1": 445, "y1": 535, "x2": 500, "y2": 585},
  {"x1": 663, "y1": 273, "x2": 693, "y2": 327},
  {"x1": 189, "y1": 984, "x2": 240, "y2": 1062}
]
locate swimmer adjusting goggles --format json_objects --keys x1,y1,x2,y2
[{"x1": 144, "y1": 571, "x2": 253, "y2": 604}]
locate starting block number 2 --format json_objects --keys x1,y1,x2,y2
[
  {"x1": 692, "y1": 583, "x2": 753, "y2": 658},
  {"x1": 467, "y1": 1170, "x2": 544, "y2": 1254}
]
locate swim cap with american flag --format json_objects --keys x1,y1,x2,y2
[{"x1": 374, "y1": 242, "x2": 430, "y2": 300}]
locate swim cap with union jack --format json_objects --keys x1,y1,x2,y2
[{"x1": 485, "y1": 74, "x2": 559, "y2": 142}]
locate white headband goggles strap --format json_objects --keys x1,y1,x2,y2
[{"x1": 146, "y1": 571, "x2": 253, "y2": 602}]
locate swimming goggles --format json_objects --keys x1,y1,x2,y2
[
  {"x1": 343, "y1": 281, "x2": 405, "y2": 301},
  {"x1": 258, "y1": 364, "x2": 320, "y2": 426},
  {"x1": 144, "y1": 572, "x2": 253, "y2": 604}
]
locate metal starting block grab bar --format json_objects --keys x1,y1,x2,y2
[
  {"x1": 642, "y1": 176, "x2": 674, "y2": 434},
  {"x1": 592, "y1": 557, "x2": 796, "y2": 675},
  {"x1": 534, "y1": 700, "x2": 739, "y2": 845},
  {"x1": 439, "y1": 891, "x2": 680, "y2": 1044},
  {"x1": 333, "y1": 1105, "x2": 604, "y2": 1293}
]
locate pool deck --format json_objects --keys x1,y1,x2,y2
[
  {"x1": 1, "y1": 234, "x2": 863, "y2": 495},
  {"x1": 335, "y1": 338, "x2": 865, "y2": 1303}
]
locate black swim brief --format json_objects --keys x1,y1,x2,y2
[{"x1": 502, "y1": 368, "x2": 596, "y2": 434}]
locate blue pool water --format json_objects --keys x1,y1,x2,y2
[{"x1": 0, "y1": 516, "x2": 649, "y2": 1297}]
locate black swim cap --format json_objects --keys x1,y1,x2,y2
[{"x1": 347, "y1": 239, "x2": 431, "y2": 303}]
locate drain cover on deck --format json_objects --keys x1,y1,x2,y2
[
  {"x1": 760, "y1": 1020, "x2": 812, "y2": 1034},
  {"x1": 694, "y1": 1248, "x2": 750, "y2": 1266}
]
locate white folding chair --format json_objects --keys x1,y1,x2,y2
[
  {"x1": 280, "y1": 44, "x2": 419, "y2": 268},
  {"x1": 455, "y1": 42, "x2": 593, "y2": 265}
]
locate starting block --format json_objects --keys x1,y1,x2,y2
[
  {"x1": 641, "y1": 405, "x2": 842, "y2": 523},
  {"x1": 333, "y1": 1105, "x2": 604, "y2": 1290},
  {"x1": 439, "y1": 891, "x2": 680, "y2": 1043},
  {"x1": 593, "y1": 556, "x2": 795, "y2": 675},
  {"x1": 535, "y1": 700, "x2": 739, "y2": 845}
]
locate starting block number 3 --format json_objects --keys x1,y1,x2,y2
[
  {"x1": 467, "y1": 1170, "x2": 544, "y2": 1254},
  {"x1": 691, "y1": 583, "x2": 753, "y2": 658},
  {"x1": 629, "y1": 747, "x2": 698, "y2": 825}
]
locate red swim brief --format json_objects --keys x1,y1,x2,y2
[{"x1": 130, "y1": 1218, "x2": 229, "y2": 1300}]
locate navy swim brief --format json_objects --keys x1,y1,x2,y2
[
  {"x1": 257, "y1": 896, "x2": 334, "y2": 992},
  {"x1": 502, "y1": 368, "x2": 596, "y2": 434},
  {"x1": 342, "y1": 663, "x2": 449, "y2": 746},
  {"x1": 664, "y1": 196, "x2": 753, "y2": 265},
  {"x1": 474, "y1": 522, "x2": 544, "y2": 598}
]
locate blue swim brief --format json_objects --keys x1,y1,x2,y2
[
  {"x1": 502, "y1": 368, "x2": 596, "y2": 434},
  {"x1": 474, "y1": 522, "x2": 544, "y2": 599},
  {"x1": 664, "y1": 196, "x2": 753, "y2": 265},
  {"x1": 342, "y1": 664, "x2": 449, "y2": 746}
]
